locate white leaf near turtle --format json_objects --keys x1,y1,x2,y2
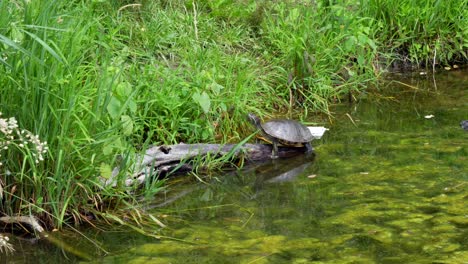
[{"x1": 307, "y1": 126, "x2": 328, "y2": 139}]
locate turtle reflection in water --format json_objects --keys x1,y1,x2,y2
[{"x1": 247, "y1": 113, "x2": 314, "y2": 159}]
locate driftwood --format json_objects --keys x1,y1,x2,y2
[
  {"x1": 103, "y1": 143, "x2": 312, "y2": 187},
  {"x1": 0, "y1": 215, "x2": 44, "y2": 234}
]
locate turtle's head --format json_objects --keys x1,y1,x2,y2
[{"x1": 247, "y1": 113, "x2": 262, "y2": 128}]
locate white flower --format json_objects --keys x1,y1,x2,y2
[
  {"x1": 0, "y1": 234, "x2": 15, "y2": 254},
  {"x1": 0, "y1": 114, "x2": 48, "y2": 166}
]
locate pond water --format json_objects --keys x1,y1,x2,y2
[{"x1": 3, "y1": 69, "x2": 467, "y2": 263}]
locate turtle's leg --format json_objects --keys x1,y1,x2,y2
[
  {"x1": 271, "y1": 140, "x2": 279, "y2": 159},
  {"x1": 305, "y1": 142, "x2": 314, "y2": 153}
]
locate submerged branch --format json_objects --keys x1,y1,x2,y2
[{"x1": 103, "y1": 143, "x2": 311, "y2": 187}]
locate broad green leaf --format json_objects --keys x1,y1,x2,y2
[
  {"x1": 202, "y1": 129, "x2": 211, "y2": 140},
  {"x1": 102, "y1": 144, "x2": 114, "y2": 156},
  {"x1": 116, "y1": 81, "x2": 132, "y2": 97},
  {"x1": 128, "y1": 100, "x2": 137, "y2": 113},
  {"x1": 107, "y1": 97, "x2": 122, "y2": 119},
  {"x1": 210, "y1": 81, "x2": 224, "y2": 95},
  {"x1": 192, "y1": 91, "x2": 211, "y2": 114},
  {"x1": 106, "y1": 66, "x2": 119, "y2": 75},
  {"x1": 357, "y1": 54, "x2": 365, "y2": 66},
  {"x1": 344, "y1": 37, "x2": 355, "y2": 51},
  {"x1": 361, "y1": 26, "x2": 370, "y2": 35},
  {"x1": 121, "y1": 115, "x2": 133, "y2": 136},
  {"x1": 103, "y1": 138, "x2": 122, "y2": 156},
  {"x1": 357, "y1": 34, "x2": 368, "y2": 46},
  {"x1": 366, "y1": 38, "x2": 377, "y2": 50},
  {"x1": 100, "y1": 163, "x2": 113, "y2": 179},
  {"x1": 11, "y1": 27, "x2": 24, "y2": 43},
  {"x1": 219, "y1": 102, "x2": 227, "y2": 112},
  {"x1": 103, "y1": 143, "x2": 113, "y2": 156}
]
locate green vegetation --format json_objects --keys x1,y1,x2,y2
[
  {"x1": 0, "y1": 0, "x2": 466, "y2": 231},
  {"x1": 360, "y1": 0, "x2": 467, "y2": 67}
]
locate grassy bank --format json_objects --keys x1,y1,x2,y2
[{"x1": 0, "y1": 0, "x2": 466, "y2": 230}]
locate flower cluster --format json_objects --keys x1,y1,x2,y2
[
  {"x1": 0, "y1": 112, "x2": 48, "y2": 166},
  {"x1": 0, "y1": 234, "x2": 14, "y2": 254}
]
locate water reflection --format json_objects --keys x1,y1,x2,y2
[{"x1": 248, "y1": 154, "x2": 315, "y2": 196}]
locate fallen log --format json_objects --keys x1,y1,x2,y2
[
  {"x1": 103, "y1": 143, "x2": 312, "y2": 187},
  {"x1": 0, "y1": 215, "x2": 44, "y2": 234}
]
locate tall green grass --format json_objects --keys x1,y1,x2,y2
[
  {"x1": 0, "y1": 0, "x2": 136, "y2": 228},
  {"x1": 359, "y1": 0, "x2": 468, "y2": 67},
  {"x1": 260, "y1": 2, "x2": 380, "y2": 113},
  {"x1": 0, "y1": 0, "x2": 466, "y2": 230}
]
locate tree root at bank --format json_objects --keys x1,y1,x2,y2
[{"x1": 103, "y1": 143, "x2": 312, "y2": 187}]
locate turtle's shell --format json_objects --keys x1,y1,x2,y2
[{"x1": 261, "y1": 119, "x2": 313, "y2": 143}]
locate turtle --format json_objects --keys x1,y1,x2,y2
[
  {"x1": 461, "y1": 120, "x2": 468, "y2": 131},
  {"x1": 247, "y1": 113, "x2": 314, "y2": 159}
]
